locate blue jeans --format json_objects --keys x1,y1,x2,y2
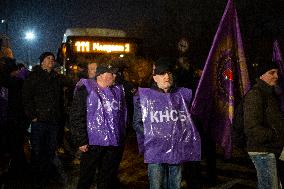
[
  {"x1": 148, "y1": 163, "x2": 182, "y2": 189},
  {"x1": 248, "y1": 152, "x2": 279, "y2": 189}
]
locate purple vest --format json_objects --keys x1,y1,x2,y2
[
  {"x1": 17, "y1": 68, "x2": 29, "y2": 80},
  {"x1": 78, "y1": 79, "x2": 127, "y2": 146},
  {"x1": 138, "y1": 87, "x2": 201, "y2": 164}
]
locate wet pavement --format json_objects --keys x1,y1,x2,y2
[{"x1": 0, "y1": 131, "x2": 257, "y2": 189}]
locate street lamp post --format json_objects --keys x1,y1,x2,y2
[
  {"x1": 25, "y1": 31, "x2": 35, "y2": 65},
  {"x1": 1, "y1": 19, "x2": 8, "y2": 34}
]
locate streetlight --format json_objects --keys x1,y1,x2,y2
[
  {"x1": 25, "y1": 31, "x2": 35, "y2": 40},
  {"x1": 24, "y1": 31, "x2": 36, "y2": 64},
  {"x1": 1, "y1": 19, "x2": 8, "y2": 34}
]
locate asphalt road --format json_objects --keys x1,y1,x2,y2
[{"x1": 0, "y1": 130, "x2": 257, "y2": 189}]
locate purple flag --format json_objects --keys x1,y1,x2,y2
[
  {"x1": 190, "y1": 0, "x2": 250, "y2": 158},
  {"x1": 273, "y1": 40, "x2": 284, "y2": 112},
  {"x1": 273, "y1": 40, "x2": 284, "y2": 80}
]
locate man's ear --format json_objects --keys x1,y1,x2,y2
[
  {"x1": 153, "y1": 75, "x2": 158, "y2": 83},
  {"x1": 96, "y1": 74, "x2": 101, "y2": 80}
]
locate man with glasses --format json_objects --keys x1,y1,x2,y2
[{"x1": 133, "y1": 57, "x2": 201, "y2": 189}]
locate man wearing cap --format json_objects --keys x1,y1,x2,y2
[
  {"x1": 70, "y1": 62, "x2": 127, "y2": 189},
  {"x1": 22, "y1": 52, "x2": 66, "y2": 187},
  {"x1": 244, "y1": 60, "x2": 284, "y2": 189},
  {"x1": 133, "y1": 57, "x2": 201, "y2": 189}
]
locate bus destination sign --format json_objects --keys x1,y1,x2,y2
[{"x1": 74, "y1": 41, "x2": 131, "y2": 53}]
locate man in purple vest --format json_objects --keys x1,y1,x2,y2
[
  {"x1": 133, "y1": 57, "x2": 201, "y2": 189},
  {"x1": 70, "y1": 63, "x2": 127, "y2": 189}
]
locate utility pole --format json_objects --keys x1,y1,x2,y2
[
  {"x1": 2, "y1": 0, "x2": 8, "y2": 35},
  {"x1": 1, "y1": 19, "x2": 8, "y2": 35}
]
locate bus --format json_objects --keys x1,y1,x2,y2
[{"x1": 57, "y1": 28, "x2": 142, "y2": 79}]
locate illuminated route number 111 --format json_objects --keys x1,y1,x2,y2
[{"x1": 75, "y1": 41, "x2": 130, "y2": 53}]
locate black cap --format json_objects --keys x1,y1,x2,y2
[
  {"x1": 39, "y1": 52, "x2": 55, "y2": 64},
  {"x1": 96, "y1": 63, "x2": 119, "y2": 76},
  {"x1": 256, "y1": 60, "x2": 279, "y2": 76},
  {"x1": 153, "y1": 57, "x2": 175, "y2": 75}
]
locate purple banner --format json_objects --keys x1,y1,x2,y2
[
  {"x1": 273, "y1": 40, "x2": 284, "y2": 112},
  {"x1": 190, "y1": 0, "x2": 250, "y2": 158}
]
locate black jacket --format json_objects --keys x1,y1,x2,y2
[
  {"x1": 69, "y1": 85, "x2": 88, "y2": 148},
  {"x1": 22, "y1": 66, "x2": 64, "y2": 123},
  {"x1": 7, "y1": 76, "x2": 29, "y2": 128},
  {"x1": 70, "y1": 83, "x2": 128, "y2": 148},
  {"x1": 244, "y1": 79, "x2": 284, "y2": 156}
]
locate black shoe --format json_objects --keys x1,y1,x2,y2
[{"x1": 32, "y1": 183, "x2": 43, "y2": 189}]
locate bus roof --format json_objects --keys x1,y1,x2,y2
[{"x1": 63, "y1": 28, "x2": 127, "y2": 42}]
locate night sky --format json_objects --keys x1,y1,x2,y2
[{"x1": 1, "y1": 0, "x2": 284, "y2": 66}]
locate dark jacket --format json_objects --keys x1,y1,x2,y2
[
  {"x1": 116, "y1": 77, "x2": 137, "y2": 127},
  {"x1": 70, "y1": 82, "x2": 128, "y2": 148},
  {"x1": 7, "y1": 76, "x2": 29, "y2": 129},
  {"x1": 244, "y1": 79, "x2": 284, "y2": 156},
  {"x1": 173, "y1": 62, "x2": 200, "y2": 96},
  {"x1": 22, "y1": 66, "x2": 64, "y2": 123},
  {"x1": 69, "y1": 85, "x2": 88, "y2": 148}
]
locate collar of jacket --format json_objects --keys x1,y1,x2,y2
[
  {"x1": 39, "y1": 67, "x2": 56, "y2": 76},
  {"x1": 255, "y1": 78, "x2": 275, "y2": 94}
]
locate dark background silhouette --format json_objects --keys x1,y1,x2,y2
[{"x1": 0, "y1": 0, "x2": 283, "y2": 70}]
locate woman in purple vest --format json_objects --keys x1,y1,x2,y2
[
  {"x1": 133, "y1": 57, "x2": 201, "y2": 189},
  {"x1": 70, "y1": 63, "x2": 127, "y2": 189}
]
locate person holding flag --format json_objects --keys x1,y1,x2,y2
[{"x1": 133, "y1": 57, "x2": 201, "y2": 189}]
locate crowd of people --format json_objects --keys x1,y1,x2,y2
[{"x1": 1, "y1": 49, "x2": 284, "y2": 189}]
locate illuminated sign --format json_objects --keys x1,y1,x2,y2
[{"x1": 74, "y1": 41, "x2": 130, "y2": 53}]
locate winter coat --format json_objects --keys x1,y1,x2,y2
[
  {"x1": 22, "y1": 66, "x2": 64, "y2": 124},
  {"x1": 69, "y1": 85, "x2": 88, "y2": 148},
  {"x1": 7, "y1": 76, "x2": 29, "y2": 129},
  {"x1": 69, "y1": 82, "x2": 127, "y2": 148},
  {"x1": 244, "y1": 78, "x2": 284, "y2": 157}
]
